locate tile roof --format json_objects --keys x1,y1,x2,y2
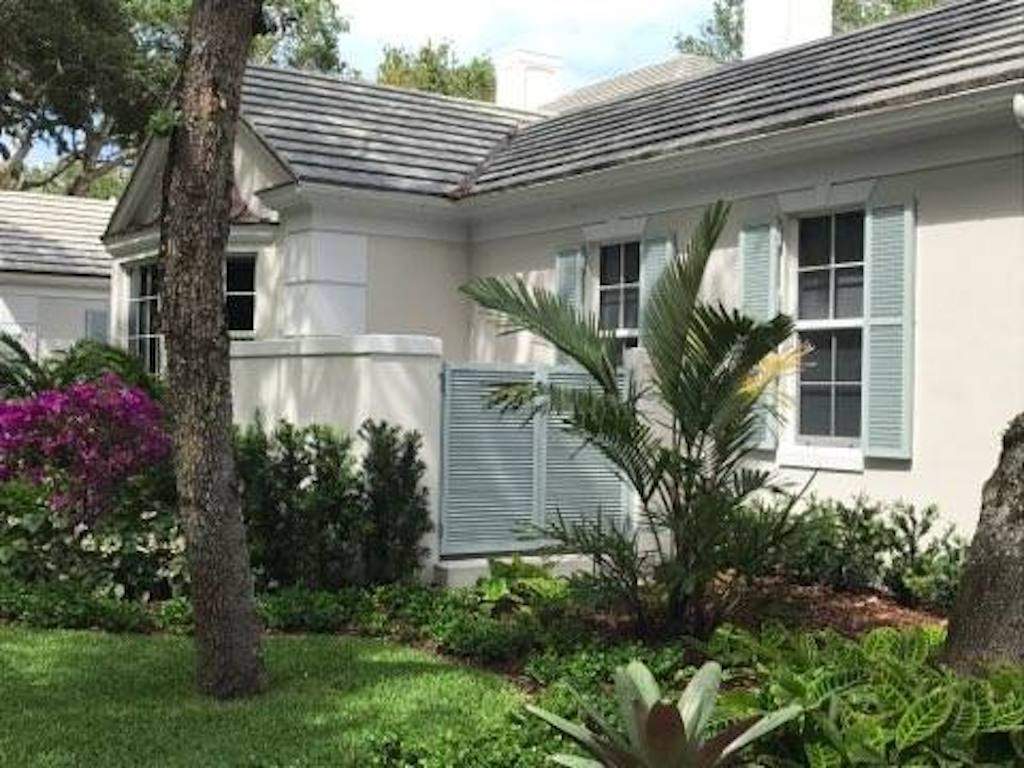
[
  {"x1": 470, "y1": 0, "x2": 1024, "y2": 195},
  {"x1": 540, "y1": 54, "x2": 718, "y2": 115},
  {"x1": 241, "y1": 66, "x2": 538, "y2": 196},
  {"x1": 0, "y1": 192, "x2": 114, "y2": 277},
  {"x1": 239, "y1": 0, "x2": 1023, "y2": 200}
]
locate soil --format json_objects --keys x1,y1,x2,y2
[{"x1": 733, "y1": 578, "x2": 946, "y2": 636}]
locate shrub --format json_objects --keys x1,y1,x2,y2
[
  {"x1": 358, "y1": 419, "x2": 432, "y2": 585},
  {"x1": 431, "y1": 610, "x2": 539, "y2": 663},
  {"x1": 705, "y1": 624, "x2": 1024, "y2": 766},
  {"x1": 0, "y1": 373, "x2": 172, "y2": 523},
  {"x1": 0, "y1": 577, "x2": 153, "y2": 632},
  {"x1": 885, "y1": 502, "x2": 967, "y2": 613},
  {"x1": 237, "y1": 418, "x2": 362, "y2": 591}
]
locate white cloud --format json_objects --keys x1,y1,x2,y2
[{"x1": 339, "y1": 0, "x2": 710, "y2": 89}]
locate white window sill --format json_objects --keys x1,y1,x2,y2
[{"x1": 777, "y1": 443, "x2": 864, "y2": 474}]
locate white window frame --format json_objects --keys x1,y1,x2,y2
[
  {"x1": 793, "y1": 209, "x2": 866, "y2": 450},
  {"x1": 126, "y1": 261, "x2": 163, "y2": 375},
  {"x1": 595, "y1": 240, "x2": 641, "y2": 352}
]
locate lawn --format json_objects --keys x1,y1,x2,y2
[{"x1": 0, "y1": 626, "x2": 530, "y2": 767}]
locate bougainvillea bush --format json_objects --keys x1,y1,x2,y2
[{"x1": 0, "y1": 373, "x2": 172, "y2": 523}]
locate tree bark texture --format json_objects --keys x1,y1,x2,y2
[
  {"x1": 158, "y1": 0, "x2": 265, "y2": 699},
  {"x1": 943, "y1": 413, "x2": 1024, "y2": 672}
]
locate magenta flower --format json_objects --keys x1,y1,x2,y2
[{"x1": 0, "y1": 374, "x2": 172, "y2": 523}]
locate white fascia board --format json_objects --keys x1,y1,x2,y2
[
  {"x1": 104, "y1": 223, "x2": 279, "y2": 259},
  {"x1": 230, "y1": 334, "x2": 443, "y2": 359}
]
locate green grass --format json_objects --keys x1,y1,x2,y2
[{"x1": 0, "y1": 625, "x2": 529, "y2": 767}]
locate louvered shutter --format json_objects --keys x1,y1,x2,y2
[
  {"x1": 864, "y1": 204, "x2": 915, "y2": 459},
  {"x1": 640, "y1": 237, "x2": 674, "y2": 335},
  {"x1": 740, "y1": 222, "x2": 781, "y2": 450},
  {"x1": 556, "y1": 247, "x2": 586, "y2": 309},
  {"x1": 544, "y1": 368, "x2": 626, "y2": 530},
  {"x1": 441, "y1": 366, "x2": 539, "y2": 555}
]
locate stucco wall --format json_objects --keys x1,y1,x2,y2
[
  {"x1": 367, "y1": 235, "x2": 471, "y2": 361},
  {"x1": 0, "y1": 272, "x2": 109, "y2": 356},
  {"x1": 463, "y1": 148, "x2": 1024, "y2": 533}
]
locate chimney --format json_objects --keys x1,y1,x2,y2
[
  {"x1": 743, "y1": 0, "x2": 834, "y2": 59},
  {"x1": 495, "y1": 50, "x2": 564, "y2": 112}
]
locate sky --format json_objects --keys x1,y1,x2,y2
[{"x1": 339, "y1": 0, "x2": 712, "y2": 92}]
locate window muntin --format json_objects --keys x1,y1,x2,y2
[
  {"x1": 126, "y1": 253, "x2": 257, "y2": 375},
  {"x1": 796, "y1": 212, "x2": 865, "y2": 443},
  {"x1": 127, "y1": 263, "x2": 163, "y2": 375},
  {"x1": 226, "y1": 254, "x2": 256, "y2": 335},
  {"x1": 598, "y1": 241, "x2": 640, "y2": 358}
]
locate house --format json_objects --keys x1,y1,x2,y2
[
  {"x1": 103, "y1": 0, "x2": 1024, "y2": 580},
  {"x1": 0, "y1": 191, "x2": 114, "y2": 357}
]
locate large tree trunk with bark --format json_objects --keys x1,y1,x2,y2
[
  {"x1": 943, "y1": 413, "x2": 1024, "y2": 672},
  {"x1": 158, "y1": 0, "x2": 265, "y2": 699}
]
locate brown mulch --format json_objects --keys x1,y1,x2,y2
[{"x1": 732, "y1": 579, "x2": 946, "y2": 637}]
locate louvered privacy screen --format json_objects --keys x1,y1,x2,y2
[{"x1": 441, "y1": 364, "x2": 626, "y2": 556}]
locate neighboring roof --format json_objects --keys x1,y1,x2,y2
[
  {"x1": 240, "y1": 66, "x2": 539, "y2": 196},
  {"x1": 0, "y1": 192, "x2": 115, "y2": 277},
  {"x1": 540, "y1": 55, "x2": 718, "y2": 115},
  {"x1": 470, "y1": 0, "x2": 1023, "y2": 195}
]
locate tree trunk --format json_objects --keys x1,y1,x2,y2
[
  {"x1": 943, "y1": 413, "x2": 1024, "y2": 672},
  {"x1": 158, "y1": 0, "x2": 265, "y2": 699}
]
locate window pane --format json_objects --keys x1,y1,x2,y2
[
  {"x1": 800, "y1": 331, "x2": 832, "y2": 382},
  {"x1": 835, "y1": 385, "x2": 862, "y2": 438},
  {"x1": 799, "y1": 216, "x2": 831, "y2": 267},
  {"x1": 599, "y1": 290, "x2": 620, "y2": 330},
  {"x1": 834, "y1": 266, "x2": 864, "y2": 318},
  {"x1": 622, "y1": 242, "x2": 640, "y2": 283},
  {"x1": 835, "y1": 329, "x2": 862, "y2": 382},
  {"x1": 798, "y1": 270, "x2": 830, "y2": 320},
  {"x1": 226, "y1": 296, "x2": 255, "y2": 332},
  {"x1": 600, "y1": 245, "x2": 620, "y2": 285},
  {"x1": 128, "y1": 303, "x2": 139, "y2": 336},
  {"x1": 622, "y1": 287, "x2": 639, "y2": 329},
  {"x1": 149, "y1": 298, "x2": 160, "y2": 334},
  {"x1": 835, "y1": 211, "x2": 865, "y2": 264},
  {"x1": 227, "y1": 256, "x2": 256, "y2": 292},
  {"x1": 148, "y1": 338, "x2": 160, "y2": 375},
  {"x1": 800, "y1": 385, "x2": 831, "y2": 436},
  {"x1": 130, "y1": 267, "x2": 142, "y2": 297}
]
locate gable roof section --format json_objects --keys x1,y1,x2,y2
[
  {"x1": 469, "y1": 0, "x2": 1024, "y2": 195},
  {"x1": 240, "y1": 66, "x2": 539, "y2": 196},
  {"x1": 0, "y1": 192, "x2": 114, "y2": 277},
  {"x1": 540, "y1": 54, "x2": 718, "y2": 115}
]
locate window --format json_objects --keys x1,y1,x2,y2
[
  {"x1": 796, "y1": 211, "x2": 865, "y2": 442},
  {"x1": 126, "y1": 253, "x2": 256, "y2": 374},
  {"x1": 127, "y1": 263, "x2": 162, "y2": 375},
  {"x1": 598, "y1": 241, "x2": 640, "y2": 358},
  {"x1": 226, "y1": 254, "x2": 256, "y2": 335},
  {"x1": 84, "y1": 309, "x2": 109, "y2": 343}
]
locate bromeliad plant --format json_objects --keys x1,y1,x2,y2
[
  {"x1": 462, "y1": 202, "x2": 801, "y2": 634},
  {"x1": 528, "y1": 659, "x2": 802, "y2": 767}
]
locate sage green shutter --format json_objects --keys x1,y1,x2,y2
[
  {"x1": 545, "y1": 369, "x2": 626, "y2": 529},
  {"x1": 441, "y1": 366, "x2": 539, "y2": 555},
  {"x1": 740, "y1": 222, "x2": 780, "y2": 450},
  {"x1": 640, "y1": 237, "x2": 674, "y2": 334},
  {"x1": 556, "y1": 247, "x2": 586, "y2": 310},
  {"x1": 863, "y1": 204, "x2": 915, "y2": 459}
]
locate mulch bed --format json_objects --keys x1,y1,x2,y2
[{"x1": 734, "y1": 579, "x2": 945, "y2": 636}]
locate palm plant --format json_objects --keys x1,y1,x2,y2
[
  {"x1": 0, "y1": 333, "x2": 162, "y2": 400},
  {"x1": 527, "y1": 659, "x2": 802, "y2": 767},
  {"x1": 461, "y1": 202, "x2": 800, "y2": 634}
]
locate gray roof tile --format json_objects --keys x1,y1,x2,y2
[{"x1": 0, "y1": 192, "x2": 114, "y2": 277}]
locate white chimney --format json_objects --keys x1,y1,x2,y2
[
  {"x1": 495, "y1": 50, "x2": 563, "y2": 112},
  {"x1": 743, "y1": 0, "x2": 834, "y2": 59}
]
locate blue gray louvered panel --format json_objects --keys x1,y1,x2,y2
[
  {"x1": 740, "y1": 224, "x2": 773, "y2": 322},
  {"x1": 545, "y1": 370, "x2": 625, "y2": 528},
  {"x1": 866, "y1": 325, "x2": 905, "y2": 451},
  {"x1": 442, "y1": 367, "x2": 538, "y2": 555},
  {"x1": 869, "y1": 206, "x2": 907, "y2": 319}
]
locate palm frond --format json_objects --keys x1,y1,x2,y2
[
  {"x1": 0, "y1": 333, "x2": 52, "y2": 399},
  {"x1": 461, "y1": 276, "x2": 619, "y2": 393}
]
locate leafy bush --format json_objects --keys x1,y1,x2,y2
[
  {"x1": 705, "y1": 624, "x2": 1024, "y2": 766},
  {"x1": 782, "y1": 496, "x2": 968, "y2": 612},
  {"x1": 237, "y1": 418, "x2": 361, "y2": 591},
  {"x1": 0, "y1": 373, "x2": 172, "y2": 523},
  {"x1": 358, "y1": 419, "x2": 432, "y2": 585},
  {"x1": 477, "y1": 557, "x2": 570, "y2": 619},
  {"x1": 0, "y1": 577, "x2": 153, "y2": 632},
  {"x1": 237, "y1": 417, "x2": 432, "y2": 591},
  {"x1": 431, "y1": 610, "x2": 539, "y2": 663}
]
